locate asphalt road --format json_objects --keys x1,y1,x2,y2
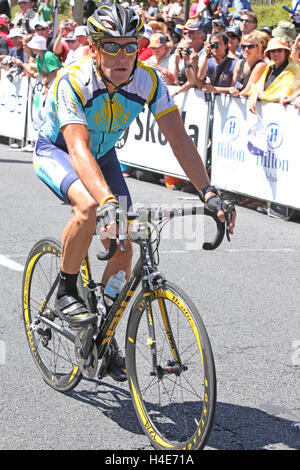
[{"x1": 0, "y1": 143, "x2": 299, "y2": 451}]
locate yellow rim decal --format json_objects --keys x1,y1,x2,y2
[{"x1": 130, "y1": 378, "x2": 174, "y2": 448}]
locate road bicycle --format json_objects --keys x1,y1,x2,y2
[{"x1": 22, "y1": 202, "x2": 233, "y2": 450}]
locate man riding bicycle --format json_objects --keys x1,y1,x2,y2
[{"x1": 33, "y1": 4, "x2": 236, "y2": 382}]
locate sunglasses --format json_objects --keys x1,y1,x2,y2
[
  {"x1": 36, "y1": 27, "x2": 46, "y2": 31},
  {"x1": 99, "y1": 42, "x2": 138, "y2": 56},
  {"x1": 241, "y1": 44, "x2": 257, "y2": 50},
  {"x1": 210, "y1": 41, "x2": 220, "y2": 50},
  {"x1": 240, "y1": 19, "x2": 253, "y2": 23},
  {"x1": 269, "y1": 48, "x2": 285, "y2": 53}
]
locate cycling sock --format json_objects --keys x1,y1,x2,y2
[{"x1": 57, "y1": 271, "x2": 79, "y2": 299}]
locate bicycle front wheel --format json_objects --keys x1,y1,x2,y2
[
  {"x1": 22, "y1": 238, "x2": 82, "y2": 392},
  {"x1": 126, "y1": 282, "x2": 216, "y2": 450}
]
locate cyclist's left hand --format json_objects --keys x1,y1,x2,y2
[{"x1": 205, "y1": 194, "x2": 236, "y2": 235}]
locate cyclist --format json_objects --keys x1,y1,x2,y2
[{"x1": 33, "y1": 4, "x2": 236, "y2": 381}]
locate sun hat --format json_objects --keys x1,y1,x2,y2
[
  {"x1": 74, "y1": 25, "x2": 88, "y2": 37},
  {"x1": 8, "y1": 27, "x2": 25, "y2": 38},
  {"x1": 184, "y1": 19, "x2": 210, "y2": 35},
  {"x1": 31, "y1": 19, "x2": 49, "y2": 29},
  {"x1": 64, "y1": 33, "x2": 76, "y2": 42},
  {"x1": 149, "y1": 33, "x2": 167, "y2": 48},
  {"x1": 27, "y1": 35, "x2": 47, "y2": 50},
  {"x1": 272, "y1": 21, "x2": 296, "y2": 42},
  {"x1": 264, "y1": 37, "x2": 290, "y2": 56}
]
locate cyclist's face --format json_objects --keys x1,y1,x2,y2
[{"x1": 90, "y1": 37, "x2": 138, "y2": 86}]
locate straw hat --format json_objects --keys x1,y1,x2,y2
[{"x1": 264, "y1": 37, "x2": 290, "y2": 57}]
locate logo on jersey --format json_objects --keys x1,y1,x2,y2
[{"x1": 94, "y1": 96, "x2": 130, "y2": 132}]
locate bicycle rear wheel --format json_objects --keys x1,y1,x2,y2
[
  {"x1": 126, "y1": 282, "x2": 216, "y2": 450},
  {"x1": 22, "y1": 238, "x2": 82, "y2": 392}
]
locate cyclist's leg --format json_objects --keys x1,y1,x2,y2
[
  {"x1": 33, "y1": 136, "x2": 97, "y2": 326},
  {"x1": 97, "y1": 148, "x2": 133, "y2": 286}
]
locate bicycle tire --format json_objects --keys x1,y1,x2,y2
[
  {"x1": 22, "y1": 238, "x2": 83, "y2": 392},
  {"x1": 125, "y1": 281, "x2": 216, "y2": 450}
]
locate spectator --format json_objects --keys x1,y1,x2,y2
[
  {"x1": 290, "y1": 0, "x2": 300, "y2": 33},
  {"x1": 74, "y1": 25, "x2": 89, "y2": 47},
  {"x1": 197, "y1": 31, "x2": 237, "y2": 93},
  {"x1": 248, "y1": 37, "x2": 299, "y2": 113},
  {"x1": 13, "y1": 0, "x2": 39, "y2": 32},
  {"x1": 0, "y1": 0, "x2": 11, "y2": 20},
  {"x1": 260, "y1": 26, "x2": 273, "y2": 40},
  {"x1": 229, "y1": 30, "x2": 267, "y2": 97},
  {"x1": 238, "y1": 11, "x2": 257, "y2": 38},
  {"x1": 53, "y1": 20, "x2": 77, "y2": 63},
  {"x1": 83, "y1": 0, "x2": 97, "y2": 24},
  {"x1": 168, "y1": 0, "x2": 184, "y2": 21},
  {"x1": 168, "y1": 23, "x2": 182, "y2": 53},
  {"x1": 63, "y1": 33, "x2": 79, "y2": 65},
  {"x1": 148, "y1": 20, "x2": 168, "y2": 35},
  {"x1": 271, "y1": 21, "x2": 297, "y2": 47},
  {"x1": 212, "y1": 19, "x2": 226, "y2": 34},
  {"x1": 229, "y1": 0, "x2": 252, "y2": 26},
  {"x1": 291, "y1": 33, "x2": 300, "y2": 66},
  {"x1": 27, "y1": 34, "x2": 61, "y2": 90},
  {"x1": 37, "y1": 0, "x2": 53, "y2": 24},
  {"x1": 226, "y1": 26, "x2": 242, "y2": 59},
  {"x1": 31, "y1": 19, "x2": 52, "y2": 49},
  {"x1": 147, "y1": 0, "x2": 160, "y2": 21},
  {"x1": 0, "y1": 15, "x2": 13, "y2": 53},
  {"x1": 138, "y1": 24, "x2": 153, "y2": 61},
  {"x1": 8, "y1": 27, "x2": 27, "y2": 65},
  {"x1": 189, "y1": 0, "x2": 200, "y2": 19},
  {"x1": 145, "y1": 33, "x2": 175, "y2": 84},
  {"x1": 170, "y1": 20, "x2": 208, "y2": 95},
  {"x1": 161, "y1": 0, "x2": 171, "y2": 22}
]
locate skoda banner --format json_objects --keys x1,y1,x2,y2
[
  {"x1": 211, "y1": 95, "x2": 300, "y2": 209},
  {"x1": 116, "y1": 87, "x2": 209, "y2": 178}
]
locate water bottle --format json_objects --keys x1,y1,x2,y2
[{"x1": 97, "y1": 270, "x2": 126, "y2": 319}]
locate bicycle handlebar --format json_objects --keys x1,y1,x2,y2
[{"x1": 96, "y1": 201, "x2": 234, "y2": 261}]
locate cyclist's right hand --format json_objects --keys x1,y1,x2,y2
[{"x1": 96, "y1": 196, "x2": 119, "y2": 239}]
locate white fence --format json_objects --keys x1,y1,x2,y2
[{"x1": 0, "y1": 72, "x2": 299, "y2": 209}]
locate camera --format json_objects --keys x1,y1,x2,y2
[
  {"x1": 210, "y1": 42, "x2": 220, "y2": 50},
  {"x1": 185, "y1": 47, "x2": 192, "y2": 55}
]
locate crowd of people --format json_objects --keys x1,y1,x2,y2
[{"x1": 0, "y1": 0, "x2": 299, "y2": 218}]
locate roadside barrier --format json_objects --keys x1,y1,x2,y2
[{"x1": 0, "y1": 71, "x2": 299, "y2": 210}]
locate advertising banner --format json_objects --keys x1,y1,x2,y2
[
  {"x1": 211, "y1": 95, "x2": 300, "y2": 209},
  {"x1": 116, "y1": 87, "x2": 209, "y2": 177},
  {"x1": 26, "y1": 77, "x2": 47, "y2": 142},
  {"x1": 0, "y1": 71, "x2": 28, "y2": 141}
]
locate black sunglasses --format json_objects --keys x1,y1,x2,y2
[{"x1": 241, "y1": 44, "x2": 257, "y2": 50}]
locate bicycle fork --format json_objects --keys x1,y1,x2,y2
[{"x1": 144, "y1": 293, "x2": 188, "y2": 380}]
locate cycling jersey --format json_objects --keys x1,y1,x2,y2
[{"x1": 39, "y1": 55, "x2": 177, "y2": 159}]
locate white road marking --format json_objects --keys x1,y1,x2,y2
[{"x1": 0, "y1": 255, "x2": 24, "y2": 272}]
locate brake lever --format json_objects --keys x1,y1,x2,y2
[
  {"x1": 117, "y1": 208, "x2": 127, "y2": 252},
  {"x1": 221, "y1": 200, "x2": 234, "y2": 242}
]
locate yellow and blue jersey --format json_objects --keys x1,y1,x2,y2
[{"x1": 40, "y1": 55, "x2": 177, "y2": 159}]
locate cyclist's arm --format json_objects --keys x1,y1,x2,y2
[
  {"x1": 156, "y1": 108, "x2": 236, "y2": 233},
  {"x1": 62, "y1": 123, "x2": 113, "y2": 205},
  {"x1": 156, "y1": 108, "x2": 211, "y2": 193}
]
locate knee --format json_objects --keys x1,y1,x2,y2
[{"x1": 74, "y1": 199, "x2": 98, "y2": 228}]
